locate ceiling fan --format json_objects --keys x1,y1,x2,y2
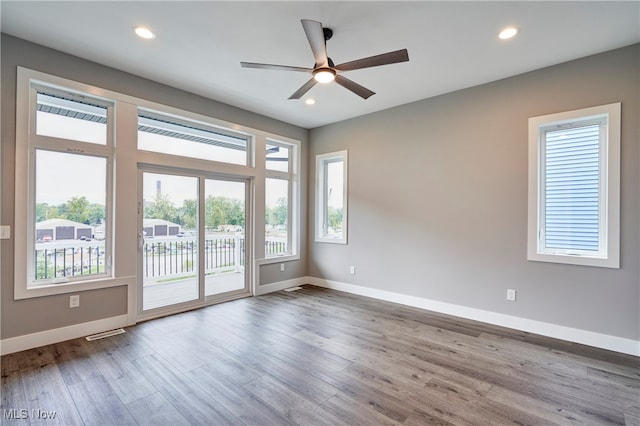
[{"x1": 241, "y1": 19, "x2": 409, "y2": 100}]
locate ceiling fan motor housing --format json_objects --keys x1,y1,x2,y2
[{"x1": 323, "y1": 27, "x2": 333, "y2": 41}]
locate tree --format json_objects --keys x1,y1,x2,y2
[
  {"x1": 181, "y1": 199, "x2": 197, "y2": 229},
  {"x1": 205, "y1": 196, "x2": 245, "y2": 230},
  {"x1": 88, "y1": 203, "x2": 105, "y2": 225},
  {"x1": 146, "y1": 193, "x2": 179, "y2": 223},
  {"x1": 35, "y1": 203, "x2": 56, "y2": 222},
  {"x1": 205, "y1": 196, "x2": 227, "y2": 230},
  {"x1": 226, "y1": 198, "x2": 245, "y2": 226},
  {"x1": 66, "y1": 196, "x2": 90, "y2": 224},
  {"x1": 266, "y1": 197, "x2": 287, "y2": 226},
  {"x1": 328, "y1": 207, "x2": 343, "y2": 231}
]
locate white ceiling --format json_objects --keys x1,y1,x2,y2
[{"x1": 2, "y1": 1, "x2": 638, "y2": 129}]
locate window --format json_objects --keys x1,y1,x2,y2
[
  {"x1": 266, "y1": 142, "x2": 290, "y2": 172},
  {"x1": 16, "y1": 83, "x2": 114, "y2": 295},
  {"x1": 138, "y1": 112, "x2": 250, "y2": 165},
  {"x1": 265, "y1": 140, "x2": 298, "y2": 257},
  {"x1": 36, "y1": 93, "x2": 107, "y2": 145},
  {"x1": 16, "y1": 67, "x2": 301, "y2": 301},
  {"x1": 316, "y1": 150, "x2": 348, "y2": 244},
  {"x1": 528, "y1": 103, "x2": 620, "y2": 268}
]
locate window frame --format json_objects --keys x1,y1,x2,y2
[
  {"x1": 527, "y1": 103, "x2": 621, "y2": 268},
  {"x1": 15, "y1": 74, "x2": 118, "y2": 299},
  {"x1": 315, "y1": 150, "x2": 348, "y2": 244},
  {"x1": 264, "y1": 139, "x2": 299, "y2": 258}
]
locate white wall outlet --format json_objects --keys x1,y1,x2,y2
[
  {"x1": 0, "y1": 225, "x2": 10, "y2": 240},
  {"x1": 349, "y1": 266, "x2": 356, "y2": 274},
  {"x1": 69, "y1": 295, "x2": 80, "y2": 308},
  {"x1": 280, "y1": 263, "x2": 285, "y2": 272},
  {"x1": 506, "y1": 289, "x2": 516, "y2": 302}
]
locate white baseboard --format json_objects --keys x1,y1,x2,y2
[
  {"x1": 0, "y1": 314, "x2": 130, "y2": 355},
  {"x1": 255, "y1": 277, "x2": 309, "y2": 296},
  {"x1": 307, "y1": 277, "x2": 640, "y2": 357},
  {"x1": 3, "y1": 279, "x2": 636, "y2": 357}
]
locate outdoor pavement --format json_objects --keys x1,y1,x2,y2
[{"x1": 143, "y1": 272, "x2": 245, "y2": 310}]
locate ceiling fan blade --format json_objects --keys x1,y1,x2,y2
[
  {"x1": 335, "y1": 75, "x2": 375, "y2": 99},
  {"x1": 301, "y1": 19, "x2": 328, "y2": 67},
  {"x1": 334, "y1": 49, "x2": 409, "y2": 71},
  {"x1": 288, "y1": 78, "x2": 317, "y2": 100},
  {"x1": 241, "y1": 62, "x2": 312, "y2": 72}
]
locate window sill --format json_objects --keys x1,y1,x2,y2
[
  {"x1": 527, "y1": 252, "x2": 619, "y2": 269},
  {"x1": 256, "y1": 254, "x2": 300, "y2": 266},
  {"x1": 315, "y1": 237, "x2": 347, "y2": 245},
  {"x1": 14, "y1": 275, "x2": 135, "y2": 300}
]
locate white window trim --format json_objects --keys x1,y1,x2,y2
[
  {"x1": 527, "y1": 103, "x2": 620, "y2": 268},
  {"x1": 14, "y1": 70, "x2": 126, "y2": 299},
  {"x1": 264, "y1": 138, "x2": 300, "y2": 259},
  {"x1": 315, "y1": 150, "x2": 348, "y2": 244}
]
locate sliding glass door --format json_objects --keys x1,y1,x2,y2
[
  {"x1": 139, "y1": 170, "x2": 249, "y2": 316},
  {"x1": 204, "y1": 179, "x2": 246, "y2": 297}
]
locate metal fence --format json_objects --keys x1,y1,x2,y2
[
  {"x1": 35, "y1": 244, "x2": 105, "y2": 280},
  {"x1": 144, "y1": 237, "x2": 243, "y2": 280},
  {"x1": 35, "y1": 236, "x2": 288, "y2": 281}
]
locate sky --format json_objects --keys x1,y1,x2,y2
[
  {"x1": 143, "y1": 173, "x2": 246, "y2": 206},
  {"x1": 36, "y1": 150, "x2": 107, "y2": 205}
]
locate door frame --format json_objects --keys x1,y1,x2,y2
[{"x1": 136, "y1": 165, "x2": 253, "y2": 322}]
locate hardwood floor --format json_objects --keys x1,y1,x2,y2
[{"x1": 2, "y1": 285, "x2": 639, "y2": 425}]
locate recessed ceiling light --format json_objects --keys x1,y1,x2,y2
[
  {"x1": 305, "y1": 99, "x2": 316, "y2": 105},
  {"x1": 134, "y1": 27, "x2": 156, "y2": 40},
  {"x1": 499, "y1": 26, "x2": 519, "y2": 40}
]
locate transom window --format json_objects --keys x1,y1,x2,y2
[
  {"x1": 36, "y1": 92, "x2": 108, "y2": 145},
  {"x1": 137, "y1": 113, "x2": 250, "y2": 165}
]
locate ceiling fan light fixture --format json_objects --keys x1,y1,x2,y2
[{"x1": 313, "y1": 68, "x2": 336, "y2": 84}]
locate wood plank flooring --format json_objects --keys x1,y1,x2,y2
[{"x1": 2, "y1": 285, "x2": 639, "y2": 425}]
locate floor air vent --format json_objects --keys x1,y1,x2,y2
[
  {"x1": 85, "y1": 328, "x2": 126, "y2": 341},
  {"x1": 284, "y1": 286, "x2": 303, "y2": 292}
]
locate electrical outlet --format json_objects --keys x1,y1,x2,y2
[
  {"x1": 0, "y1": 225, "x2": 10, "y2": 240},
  {"x1": 69, "y1": 295, "x2": 80, "y2": 308},
  {"x1": 349, "y1": 266, "x2": 356, "y2": 274},
  {"x1": 506, "y1": 289, "x2": 516, "y2": 302},
  {"x1": 280, "y1": 263, "x2": 285, "y2": 272}
]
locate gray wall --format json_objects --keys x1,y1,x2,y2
[
  {"x1": 309, "y1": 44, "x2": 639, "y2": 341},
  {"x1": 1, "y1": 35, "x2": 308, "y2": 339}
]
